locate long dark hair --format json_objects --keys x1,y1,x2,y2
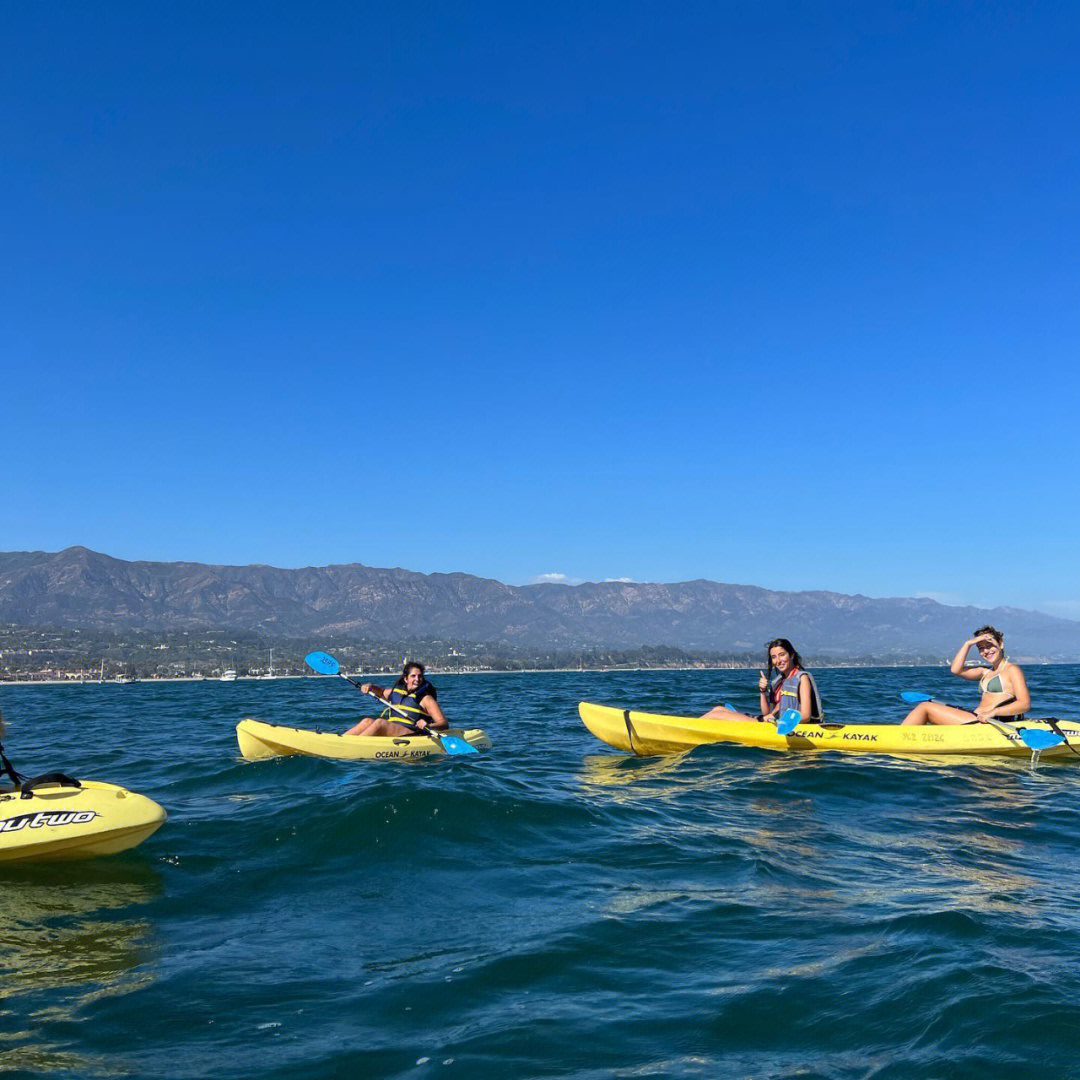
[
  {"x1": 765, "y1": 638, "x2": 803, "y2": 686},
  {"x1": 394, "y1": 661, "x2": 426, "y2": 690}
]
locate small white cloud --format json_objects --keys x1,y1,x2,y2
[
  {"x1": 528, "y1": 572, "x2": 584, "y2": 585},
  {"x1": 604, "y1": 577, "x2": 637, "y2": 583}
]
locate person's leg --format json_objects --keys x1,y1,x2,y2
[
  {"x1": 343, "y1": 716, "x2": 379, "y2": 736},
  {"x1": 700, "y1": 706, "x2": 759, "y2": 722},
  {"x1": 901, "y1": 702, "x2": 975, "y2": 726},
  {"x1": 343, "y1": 717, "x2": 417, "y2": 737}
]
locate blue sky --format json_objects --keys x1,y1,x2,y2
[{"x1": 2, "y1": 1, "x2": 1078, "y2": 618}]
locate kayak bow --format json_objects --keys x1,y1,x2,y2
[{"x1": 0, "y1": 776, "x2": 167, "y2": 863}]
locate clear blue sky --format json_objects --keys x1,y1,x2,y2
[{"x1": 2, "y1": 1, "x2": 1078, "y2": 618}]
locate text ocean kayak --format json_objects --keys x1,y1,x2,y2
[
  {"x1": 0, "y1": 775, "x2": 167, "y2": 863},
  {"x1": 236, "y1": 718, "x2": 492, "y2": 761},
  {"x1": 579, "y1": 701, "x2": 1080, "y2": 759}
]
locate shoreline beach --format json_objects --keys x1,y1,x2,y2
[{"x1": 1, "y1": 657, "x2": 1066, "y2": 688}]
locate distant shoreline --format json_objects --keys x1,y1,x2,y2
[{"x1": 1, "y1": 658, "x2": 1073, "y2": 688}]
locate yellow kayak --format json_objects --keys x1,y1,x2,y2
[
  {"x1": 0, "y1": 775, "x2": 167, "y2": 863},
  {"x1": 579, "y1": 701, "x2": 1080, "y2": 759},
  {"x1": 236, "y1": 718, "x2": 492, "y2": 761}
]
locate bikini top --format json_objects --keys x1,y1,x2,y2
[{"x1": 979, "y1": 661, "x2": 1011, "y2": 695}]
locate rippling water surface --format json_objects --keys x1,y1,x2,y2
[{"x1": 3, "y1": 666, "x2": 1080, "y2": 1079}]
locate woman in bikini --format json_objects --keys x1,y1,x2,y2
[{"x1": 901, "y1": 625, "x2": 1030, "y2": 726}]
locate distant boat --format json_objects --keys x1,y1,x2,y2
[
  {"x1": 115, "y1": 673, "x2": 137, "y2": 684},
  {"x1": 220, "y1": 669, "x2": 238, "y2": 682},
  {"x1": 258, "y1": 649, "x2": 276, "y2": 680}
]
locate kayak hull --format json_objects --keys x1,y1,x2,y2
[
  {"x1": 0, "y1": 779, "x2": 167, "y2": 863},
  {"x1": 236, "y1": 718, "x2": 492, "y2": 761},
  {"x1": 579, "y1": 701, "x2": 1080, "y2": 759}
]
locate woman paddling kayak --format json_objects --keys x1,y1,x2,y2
[
  {"x1": 901, "y1": 626, "x2": 1030, "y2": 726},
  {"x1": 701, "y1": 638, "x2": 823, "y2": 724},
  {"x1": 344, "y1": 661, "x2": 450, "y2": 737}
]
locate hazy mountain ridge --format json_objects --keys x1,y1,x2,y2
[{"x1": 2, "y1": 547, "x2": 1079, "y2": 660}]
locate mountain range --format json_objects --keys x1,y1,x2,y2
[{"x1": 2, "y1": 546, "x2": 1079, "y2": 660}]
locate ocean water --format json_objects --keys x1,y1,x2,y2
[{"x1": 2, "y1": 665, "x2": 1080, "y2": 1080}]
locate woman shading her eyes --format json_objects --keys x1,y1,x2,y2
[{"x1": 901, "y1": 626, "x2": 1030, "y2": 726}]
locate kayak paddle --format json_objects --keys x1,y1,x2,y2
[
  {"x1": 774, "y1": 708, "x2": 803, "y2": 735},
  {"x1": 899, "y1": 691, "x2": 1065, "y2": 751},
  {"x1": 304, "y1": 651, "x2": 478, "y2": 755}
]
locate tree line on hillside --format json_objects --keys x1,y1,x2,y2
[{"x1": 0, "y1": 625, "x2": 944, "y2": 680}]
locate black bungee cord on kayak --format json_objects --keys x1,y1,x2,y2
[
  {"x1": 1038, "y1": 716, "x2": 1080, "y2": 756},
  {"x1": 982, "y1": 695, "x2": 1080, "y2": 757}
]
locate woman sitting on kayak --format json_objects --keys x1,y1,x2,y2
[
  {"x1": 344, "y1": 661, "x2": 450, "y2": 737},
  {"x1": 701, "y1": 638, "x2": 823, "y2": 723},
  {"x1": 901, "y1": 626, "x2": 1030, "y2": 726}
]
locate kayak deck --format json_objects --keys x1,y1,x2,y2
[
  {"x1": 237, "y1": 718, "x2": 492, "y2": 761},
  {"x1": 579, "y1": 701, "x2": 1080, "y2": 759},
  {"x1": 0, "y1": 778, "x2": 167, "y2": 863}
]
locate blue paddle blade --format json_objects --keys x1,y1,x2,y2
[
  {"x1": 901, "y1": 691, "x2": 933, "y2": 704},
  {"x1": 437, "y1": 733, "x2": 480, "y2": 756},
  {"x1": 775, "y1": 708, "x2": 802, "y2": 735},
  {"x1": 722, "y1": 702, "x2": 737, "y2": 711},
  {"x1": 304, "y1": 651, "x2": 340, "y2": 675},
  {"x1": 1019, "y1": 728, "x2": 1066, "y2": 751}
]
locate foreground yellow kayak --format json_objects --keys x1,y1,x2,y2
[
  {"x1": 579, "y1": 701, "x2": 1080, "y2": 759},
  {"x1": 0, "y1": 775, "x2": 167, "y2": 863},
  {"x1": 236, "y1": 718, "x2": 492, "y2": 761}
]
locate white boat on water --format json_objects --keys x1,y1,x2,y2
[
  {"x1": 258, "y1": 649, "x2": 276, "y2": 680},
  {"x1": 220, "y1": 670, "x2": 238, "y2": 682}
]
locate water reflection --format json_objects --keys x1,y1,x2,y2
[
  {"x1": 578, "y1": 743, "x2": 825, "y2": 801},
  {"x1": 580, "y1": 752, "x2": 696, "y2": 790},
  {"x1": 0, "y1": 861, "x2": 161, "y2": 1073},
  {"x1": 578, "y1": 746, "x2": 1047, "y2": 923}
]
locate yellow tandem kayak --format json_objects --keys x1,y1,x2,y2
[
  {"x1": 579, "y1": 701, "x2": 1080, "y2": 759},
  {"x1": 236, "y1": 718, "x2": 492, "y2": 761},
  {"x1": 0, "y1": 775, "x2": 167, "y2": 863}
]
